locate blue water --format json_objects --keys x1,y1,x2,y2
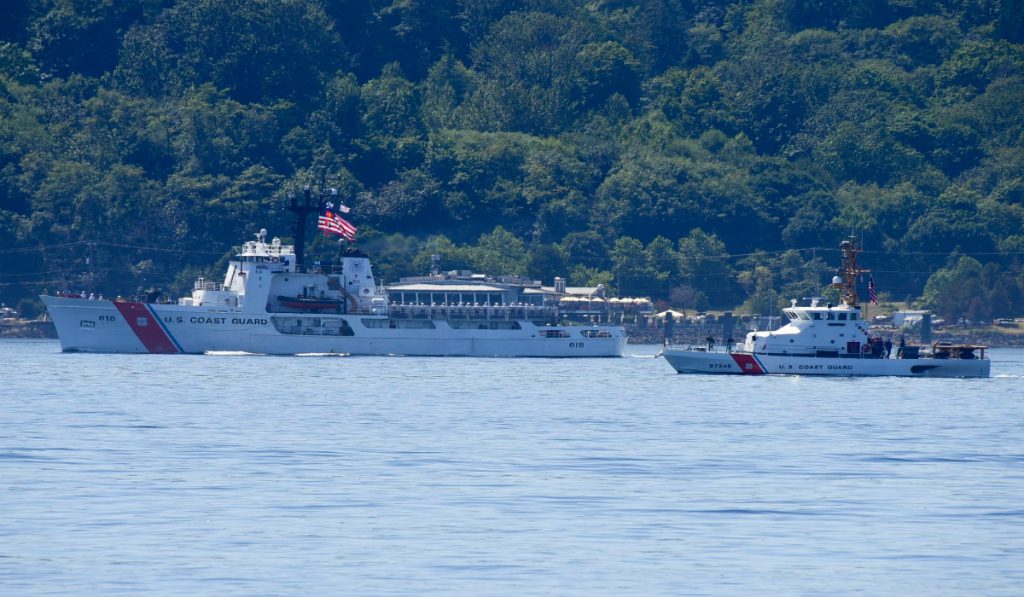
[{"x1": 2, "y1": 340, "x2": 1023, "y2": 595}]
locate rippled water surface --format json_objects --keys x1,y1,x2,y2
[{"x1": 2, "y1": 340, "x2": 1023, "y2": 595}]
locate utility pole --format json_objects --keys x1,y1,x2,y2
[
  {"x1": 86, "y1": 241, "x2": 96, "y2": 294},
  {"x1": 811, "y1": 247, "x2": 818, "y2": 294}
]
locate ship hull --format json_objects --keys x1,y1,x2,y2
[
  {"x1": 661, "y1": 347, "x2": 990, "y2": 378},
  {"x1": 42, "y1": 296, "x2": 626, "y2": 357}
]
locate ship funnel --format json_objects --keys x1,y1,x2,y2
[{"x1": 340, "y1": 251, "x2": 378, "y2": 309}]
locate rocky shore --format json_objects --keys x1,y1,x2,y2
[{"x1": 0, "y1": 320, "x2": 57, "y2": 339}]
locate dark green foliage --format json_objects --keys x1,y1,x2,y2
[
  {"x1": 29, "y1": 1, "x2": 167, "y2": 79},
  {"x1": 676, "y1": 228, "x2": 740, "y2": 308},
  {"x1": 922, "y1": 256, "x2": 1024, "y2": 322},
  {"x1": 462, "y1": 10, "x2": 591, "y2": 134},
  {"x1": 2, "y1": 0, "x2": 1024, "y2": 319},
  {"x1": 560, "y1": 230, "x2": 610, "y2": 270},
  {"x1": 574, "y1": 41, "x2": 641, "y2": 109},
  {"x1": 525, "y1": 243, "x2": 567, "y2": 282},
  {"x1": 119, "y1": 0, "x2": 346, "y2": 105},
  {"x1": 377, "y1": 0, "x2": 468, "y2": 80},
  {"x1": 0, "y1": 0, "x2": 33, "y2": 44},
  {"x1": 997, "y1": 0, "x2": 1024, "y2": 43}
]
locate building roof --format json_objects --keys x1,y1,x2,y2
[
  {"x1": 386, "y1": 283, "x2": 510, "y2": 292},
  {"x1": 539, "y1": 285, "x2": 602, "y2": 296}
]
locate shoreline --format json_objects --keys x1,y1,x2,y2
[{"x1": 0, "y1": 321, "x2": 56, "y2": 339}]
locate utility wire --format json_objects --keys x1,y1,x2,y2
[
  {"x1": 4, "y1": 239, "x2": 1024, "y2": 258},
  {"x1": 0, "y1": 240, "x2": 226, "y2": 255}
]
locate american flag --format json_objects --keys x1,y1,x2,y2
[
  {"x1": 868, "y1": 277, "x2": 878, "y2": 304},
  {"x1": 318, "y1": 208, "x2": 357, "y2": 241}
]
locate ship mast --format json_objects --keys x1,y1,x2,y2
[
  {"x1": 830, "y1": 236, "x2": 870, "y2": 307},
  {"x1": 288, "y1": 185, "x2": 320, "y2": 269}
]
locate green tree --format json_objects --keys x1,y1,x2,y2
[
  {"x1": 611, "y1": 236, "x2": 649, "y2": 298},
  {"x1": 357, "y1": 231, "x2": 425, "y2": 283},
  {"x1": 569, "y1": 264, "x2": 613, "y2": 289},
  {"x1": 359, "y1": 168, "x2": 442, "y2": 232},
  {"x1": 29, "y1": 1, "x2": 162, "y2": 78},
  {"x1": 377, "y1": 0, "x2": 467, "y2": 78},
  {"x1": 463, "y1": 11, "x2": 587, "y2": 134},
  {"x1": 737, "y1": 264, "x2": 777, "y2": 315},
  {"x1": 645, "y1": 235, "x2": 679, "y2": 299},
  {"x1": 411, "y1": 234, "x2": 470, "y2": 273},
  {"x1": 164, "y1": 0, "x2": 344, "y2": 105},
  {"x1": 421, "y1": 55, "x2": 474, "y2": 131},
  {"x1": 573, "y1": 41, "x2": 640, "y2": 110},
  {"x1": 525, "y1": 243, "x2": 567, "y2": 282},
  {"x1": 921, "y1": 255, "x2": 987, "y2": 322},
  {"x1": 5, "y1": 0, "x2": 1024, "y2": 312},
  {"x1": 464, "y1": 225, "x2": 527, "y2": 275},
  {"x1": 560, "y1": 230, "x2": 609, "y2": 270},
  {"x1": 359, "y1": 63, "x2": 424, "y2": 179},
  {"x1": 677, "y1": 228, "x2": 738, "y2": 308},
  {"x1": 997, "y1": 0, "x2": 1024, "y2": 43}
]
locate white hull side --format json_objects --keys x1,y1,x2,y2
[
  {"x1": 661, "y1": 348, "x2": 990, "y2": 378},
  {"x1": 42, "y1": 297, "x2": 151, "y2": 353},
  {"x1": 42, "y1": 297, "x2": 625, "y2": 357}
]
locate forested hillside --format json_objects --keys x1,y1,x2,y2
[{"x1": 2, "y1": 0, "x2": 1023, "y2": 321}]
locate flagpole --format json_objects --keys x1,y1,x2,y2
[{"x1": 316, "y1": 187, "x2": 358, "y2": 244}]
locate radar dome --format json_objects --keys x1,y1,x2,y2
[{"x1": 832, "y1": 275, "x2": 843, "y2": 285}]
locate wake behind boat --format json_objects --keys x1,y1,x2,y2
[
  {"x1": 41, "y1": 188, "x2": 626, "y2": 357},
  {"x1": 660, "y1": 238, "x2": 990, "y2": 378}
]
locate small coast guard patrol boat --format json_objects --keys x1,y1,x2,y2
[
  {"x1": 40, "y1": 191, "x2": 625, "y2": 357},
  {"x1": 661, "y1": 238, "x2": 990, "y2": 377}
]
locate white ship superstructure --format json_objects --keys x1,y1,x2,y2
[
  {"x1": 41, "y1": 229, "x2": 625, "y2": 357},
  {"x1": 661, "y1": 238, "x2": 990, "y2": 378}
]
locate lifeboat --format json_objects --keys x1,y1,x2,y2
[{"x1": 277, "y1": 296, "x2": 342, "y2": 311}]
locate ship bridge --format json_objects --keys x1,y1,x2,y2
[{"x1": 744, "y1": 298, "x2": 870, "y2": 356}]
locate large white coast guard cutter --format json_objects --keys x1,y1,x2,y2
[
  {"x1": 661, "y1": 238, "x2": 990, "y2": 378},
  {"x1": 41, "y1": 192, "x2": 625, "y2": 357}
]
